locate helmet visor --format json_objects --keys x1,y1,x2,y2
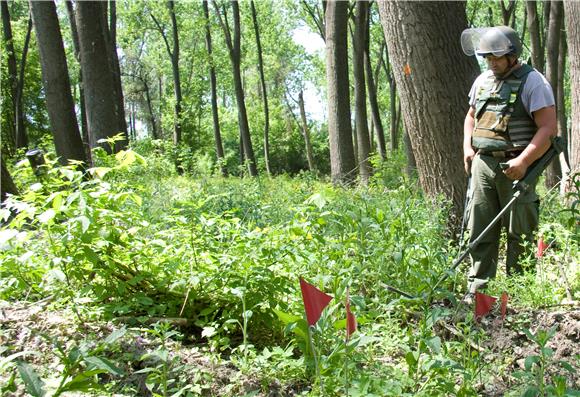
[{"x1": 461, "y1": 28, "x2": 513, "y2": 57}]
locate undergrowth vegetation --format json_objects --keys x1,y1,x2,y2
[{"x1": 1, "y1": 144, "x2": 578, "y2": 396}]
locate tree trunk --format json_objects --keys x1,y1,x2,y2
[
  {"x1": 213, "y1": 0, "x2": 258, "y2": 176},
  {"x1": 526, "y1": 1, "x2": 545, "y2": 73},
  {"x1": 325, "y1": 0, "x2": 355, "y2": 185},
  {"x1": 298, "y1": 90, "x2": 316, "y2": 172},
  {"x1": 65, "y1": 1, "x2": 91, "y2": 164},
  {"x1": 104, "y1": 0, "x2": 128, "y2": 148},
  {"x1": 366, "y1": 30, "x2": 386, "y2": 160},
  {"x1": 75, "y1": 1, "x2": 122, "y2": 154},
  {"x1": 168, "y1": 0, "x2": 182, "y2": 146},
  {"x1": 383, "y1": 45, "x2": 399, "y2": 152},
  {"x1": 544, "y1": 0, "x2": 563, "y2": 189},
  {"x1": 29, "y1": 0, "x2": 86, "y2": 165},
  {"x1": 564, "y1": 0, "x2": 580, "y2": 178},
  {"x1": 1, "y1": 158, "x2": 18, "y2": 203},
  {"x1": 352, "y1": 1, "x2": 371, "y2": 184},
  {"x1": 250, "y1": 1, "x2": 271, "y2": 176},
  {"x1": 377, "y1": 1, "x2": 479, "y2": 219},
  {"x1": 203, "y1": 0, "x2": 226, "y2": 177},
  {"x1": 403, "y1": 129, "x2": 416, "y2": 178},
  {"x1": 2, "y1": 0, "x2": 28, "y2": 149},
  {"x1": 14, "y1": 17, "x2": 31, "y2": 149},
  {"x1": 143, "y1": 79, "x2": 158, "y2": 140}
]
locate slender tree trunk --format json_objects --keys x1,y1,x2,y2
[
  {"x1": 213, "y1": 0, "x2": 258, "y2": 176},
  {"x1": 526, "y1": 1, "x2": 544, "y2": 73},
  {"x1": 377, "y1": 1, "x2": 479, "y2": 219},
  {"x1": 326, "y1": 0, "x2": 355, "y2": 185},
  {"x1": 383, "y1": 44, "x2": 399, "y2": 151},
  {"x1": 14, "y1": 17, "x2": 31, "y2": 149},
  {"x1": 352, "y1": 1, "x2": 371, "y2": 184},
  {"x1": 1, "y1": 158, "x2": 18, "y2": 203},
  {"x1": 564, "y1": 0, "x2": 580, "y2": 179},
  {"x1": 168, "y1": 0, "x2": 182, "y2": 145},
  {"x1": 366, "y1": 28, "x2": 386, "y2": 160},
  {"x1": 544, "y1": 0, "x2": 563, "y2": 189},
  {"x1": 298, "y1": 90, "x2": 316, "y2": 172},
  {"x1": 203, "y1": 0, "x2": 226, "y2": 176},
  {"x1": 29, "y1": 0, "x2": 86, "y2": 165},
  {"x1": 65, "y1": 1, "x2": 91, "y2": 164},
  {"x1": 143, "y1": 79, "x2": 158, "y2": 140},
  {"x1": 2, "y1": 0, "x2": 28, "y2": 149},
  {"x1": 250, "y1": 1, "x2": 271, "y2": 175}
]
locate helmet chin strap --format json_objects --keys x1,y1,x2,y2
[{"x1": 498, "y1": 56, "x2": 521, "y2": 80}]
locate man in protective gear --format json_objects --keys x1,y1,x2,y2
[{"x1": 460, "y1": 26, "x2": 557, "y2": 303}]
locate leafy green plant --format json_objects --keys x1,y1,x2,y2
[{"x1": 513, "y1": 326, "x2": 578, "y2": 397}]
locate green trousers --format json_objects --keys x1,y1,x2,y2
[{"x1": 467, "y1": 153, "x2": 539, "y2": 293}]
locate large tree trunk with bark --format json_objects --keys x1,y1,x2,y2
[
  {"x1": 76, "y1": 1, "x2": 122, "y2": 153},
  {"x1": 29, "y1": 0, "x2": 86, "y2": 165},
  {"x1": 65, "y1": 1, "x2": 91, "y2": 164},
  {"x1": 565, "y1": 1, "x2": 580, "y2": 178},
  {"x1": 213, "y1": 0, "x2": 258, "y2": 176},
  {"x1": 250, "y1": 1, "x2": 271, "y2": 176},
  {"x1": 326, "y1": 0, "x2": 355, "y2": 185},
  {"x1": 104, "y1": 0, "x2": 128, "y2": 148},
  {"x1": 544, "y1": 0, "x2": 563, "y2": 189},
  {"x1": 203, "y1": 0, "x2": 226, "y2": 177},
  {"x1": 352, "y1": 1, "x2": 371, "y2": 184},
  {"x1": 377, "y1": 1, "x2": 479, "y2": 219}
]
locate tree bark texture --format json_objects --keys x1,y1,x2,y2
[
  {"x1": 75, "y1": 1, "x2": 122, "y2": 153},
  {"x1": 377, "y1": 1, "x2": 479, "y2": 217},
  {"x1": 526, "y1": 1, "x2": 544, "y2": 73},
  {"x1": 29, "y1": 0, "x2": 86, "y2": 165},
  {"x1": 564, "y1": 0, "x2": 580, "y2": 176},
  {"x1": 352, "y1": 1, "x2": 371, "y2": 184},
  {"x1": 325, "y1": 0, "x2": 355, "y2": 185},
  {"x1": 544, "y1": 0, "x2": 563, "y2": 189},
  {"x1": 203, "y1": 0, "x2": 226, "y2": 177},
  {"x1": 103, "y1": 0, "x2": 128, "y2": 148},
  {"x1": 65, "y1": 1, "x2": 91, "y2": 164},
  {"x1": 298, "y1": 90, "x2": 316, "y2": 172}
]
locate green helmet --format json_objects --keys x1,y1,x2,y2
[{"x1": 461, "y1": 26, "x2": 522, "y2": 58}]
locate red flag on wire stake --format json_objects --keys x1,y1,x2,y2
[
  {"x1": 536, "y1": 238, "x2": 548, "y2": 258},
  {"x1": 475, "y1": 292, "x2": 497, "y2": 319},
  {"x1": 300, "y1": 278, "x2": 333, "y2": 326},
  {"x1": 346, "y1": 288, "x2": 357, "y2": 339},
  {"x1": 500, "y1": 292, "x2": 508, "y2": 321}
]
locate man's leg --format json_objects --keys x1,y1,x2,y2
[
  {"x1": 467, "y1": 155, "x2": 501, "y2": 293},
  {"x1": 506, "y1": 193, "x2": 540, "y2": 275}
]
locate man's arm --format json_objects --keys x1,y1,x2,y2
[
  {"x1": 504, "y1": 105, "x2": 557, "y2": 180},
  {"x1": 463, "y1": 106, "x2": 476, "y2": 174}
]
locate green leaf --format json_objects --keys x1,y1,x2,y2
[
  {"x1": 202, "y1": 326, "x2": 217, "y2": 338},
  {"x1": 62, "y1": 369, "x2": 105, "y2": 392},
  {"x1": 273, "y1": 309, "x2": 301, "y2": 325},
  {"x1": 0, "y1": 351, "x2": 38, "y2": 372},
  {"x1": 104, "y1": 327, "x2": 127, "y2": 345},
  {"x1": 524, "y1": 355, "x2": 541, "y2": 371},
  {"x1": 522, "y1": 386, "x2": 539, "y2": 397},
  {"x1": 84, "y1": 356, "x2": 124, "y2": 376},
  {"x1": 38, "y1": 209, "x2": 56, "y2": 224},
  {"x1": 17, "y1": 361, "x2": 45, "y2": 397},
  {"x1": 425, "y1": 336, "x2": 442, "y2": 354},
  {"x1": 558, "y1": 360, "x2": 577, "y2": 373}
]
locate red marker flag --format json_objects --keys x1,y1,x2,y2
[
  {"x1": 500, "y1": 292, "x2": 508, "y2": 321},
  {"x1": 536, "y1": 238, "x2": 548, "y2": 258},
  {"x1": 300, "y1": 278, "x2": 333, "y2": 326},
  {"x1": 346, "y1": 288, "x2": 357, "y2": 339},
  {"x1": 475, "y1": 292, "x2": 497, "y2": 319}
]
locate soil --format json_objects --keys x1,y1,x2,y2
[{"x1": 1, "y1": 299, "x2": 578, "y2": 396}]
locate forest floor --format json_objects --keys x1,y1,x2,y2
[{"x1": 1, "y1": 298, "x2": 578, "y2": 396}]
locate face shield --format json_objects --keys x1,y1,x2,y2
[{"x1": 461, "y1": 27, "x2": 514, "y2": 57}]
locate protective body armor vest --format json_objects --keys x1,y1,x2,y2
[{"x1": 472, "y1": 64, "x2": 537, "y2": 151}]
